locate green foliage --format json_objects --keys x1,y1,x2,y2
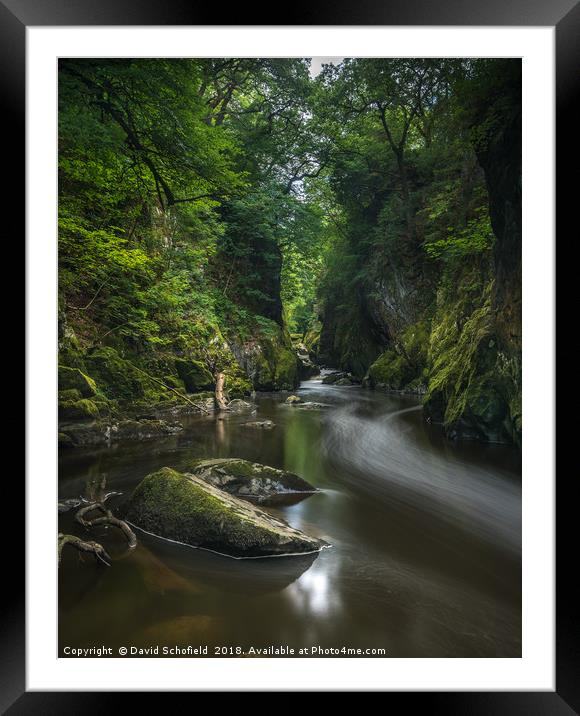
[
  {"x1": 368, "y1": 321, "x2": 430, "y2": 390},
  {"x1": 57, "y1": 57, "x2": 520, "y2": 442},
  {"x1": 175, "y1": 359, "x2": 214, "y2": 392},
  {"x1": 423, "y1": 207, "x2": 494, "y2": 260},
  {"x1": 58, "y1": 365, "x2": 97, "y2": 397},
  {"x1": 58, "y1": 398, "x2": 100, "y2": 421}
]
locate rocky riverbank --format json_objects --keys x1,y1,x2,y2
[{"x1": 124, "y1": 462, "x2": 328, "y2": 558}]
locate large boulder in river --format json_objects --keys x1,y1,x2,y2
[
  {"x1": 124, "y1": 467, "x2": 327, "y2": 558},
  {"x1": 321, "y1": 371, "x2": 346, "y2": 385},
  {"x1": 58, "y1": 365, "x2": 97, "y2": 397},
  {"x1": 187, "y1": 458, "x2": 317, "y2": 501}
]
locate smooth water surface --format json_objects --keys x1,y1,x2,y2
[{"x1": 58, "y1": 378, "x2": 521, "y2": 657}]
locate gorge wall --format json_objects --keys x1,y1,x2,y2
[{"x1": 317, "y1": 60, "x2": 522, "y2": 445}]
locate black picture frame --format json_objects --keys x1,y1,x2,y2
[{"x1": 9, "y1": 0, "x2": 576, "y2": 709}]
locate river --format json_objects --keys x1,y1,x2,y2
[{"x1": 58, "y1": 376, "x2": 521, "y2": 657}]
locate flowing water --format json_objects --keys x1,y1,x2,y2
[{"x1": 58, "y1": 376, "x2": 521, "y2": 657}]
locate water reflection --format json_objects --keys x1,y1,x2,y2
[{"x1": 59, "y1": 379, "x2": 521, "y2": 657}]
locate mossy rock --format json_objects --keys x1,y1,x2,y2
[
  {"x1": 190, "y1": 391, "x2": 215, "y2": 401},
  {"x1": 424, "y1": 266, "x2": 517, "y2": 444},
  {"x1": 368, "y1": 350, "x2": 415, "y2": 391},
  {"x1": 58, "y1": 398, "x2": 99, "y2": 422},
  {"x1": 187, "y1": 458, "x2": 317, "y2": 501},
  {"x1": 124, "y1": 467, "x2": 328, "y2": 558},
  {"x1": 58, "y1": 365, "x2": 97, "y2": 397},
  {"x1": 250, "y1": 324, "x2": 299, "y2": 391},
  {"x1": 58, "y1": 388, "x2": 81, "y2": 402},
  {"x1": 273, "y1": 344, "x2": 299, "y2": 390},
  {"x1": 91, "y1": 394, "x2": 115, "y2": 415},
  {"x1": 443, "y1": 378, "x2": 511, "y2": 443},
  {"x1": 322, "y1": 372, "x2": 345, "y2": 385},
  {"x1": 175, "y1": 359, "x2": 214, "y2": 393},
  {"x1": 58, "y1": 432, "x2": 74, "y2": 448},
  {"x1": 303, "y1": 322, "x2": 321, "y2": 354},
  {"x1": 84, "y1": 347, "x2": 146, "y2": 402},
  {"x1": 162, "y1": 374, "x2": 187, "y2": 392},
  {"x1": 58, "y1": 346, "x2": 85, "y2": 371},
  {"x1": 225, "y1": 375, "x2": 253, "y2": 399},
  {"x1": 335, "y1": 377, "x2": 353, "y2": 386}
]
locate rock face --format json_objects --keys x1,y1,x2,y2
[
  {"x1": 296, "y1": 343, "x2": 320, "y2": 379},
  {"x1": 187, "y1": 458, "x2": 317, "y2": 501},
  {"x1": 322, "y1": 371, "x2": 358, "y2": 386},
  {"x1": 124, "y1": 467, "x2": 327, "y2": 558},
  {"x1": 424, "y1": 64, "x2": 522, "y2": 445},
  {"x1": 58, "y1": 398, "x2": 100, "y2": 421},
  {"x1": 227, "y1": 399, "x2": 253, "y2": 412},
  {"x1": 58, "y1": 365, "x2": 97, "y2": 397},
  {"x1": 227, "y1": 322, "x2": 299, "y2": 392},
  {"x1": 317, "y1": 65, "x2": 521, "y2": 446},
  {"x1": 59, "y1": 418, "x2": 183, "y2": 447},
  {"x1": 335, "y1": 377, "x2": 353, "y2": 386},
  {"x1": 175, "y1": 359, "x2": 214, "y2": 392}
]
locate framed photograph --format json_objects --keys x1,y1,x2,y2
[{"x1": 10, "y1": 0, "x2": 575, "y2": 707}]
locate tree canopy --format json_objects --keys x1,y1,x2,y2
[{"x1": 59, "y1": 57, "x2": 521, "y2": 443}]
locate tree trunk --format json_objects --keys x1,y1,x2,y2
[{"x1": 214, "y1": 372, "x2": 228, "y2": 411}]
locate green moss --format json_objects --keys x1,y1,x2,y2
[
  {"x1": 251, "y1": 322, "x2": 298, "y2": 391},
  {"x1": 225, "y1": 373, "x2": 252, "y2": 399},
  {"x1": 58, "y1": 398, "x2": 99, "y2": 421},
  {"x1": 368, "y1": 321, "x2": 429, "y2": 391},
  {"x1": 58, "y1": 365, "x2": 97, "y2": 397},
  {"x1": 187, "y1": 458, "x2": 316, "y2": 496},
  {"x1": 303, "y1": 322, "x2": 321, "y2": 354},
  {"x1": 162, "y1": 374, "x2": 187, "y2": 392},
  {"x1": 190, "y1": 391, "x2": 214, "y2": 400},
  {"x1": 84, "y1": 347, "x2": 147, "y2": 402},
  {"x1": 58, "y1": 388, "x2": 81, "y2": 402},
  {"x1": 426, "y1": 269, "x2": 494, "y2": 424},
  {"x1": 369, "y1": 350, "x2": 411, "y2": 390},
  {"x1": 129, "y1": 468, "x2": 228, "y2": 525},
  {"x1": 125, "y1": 467, "x2": 304, "y2": 555},
  {"x1": 423, "y1": 261, "x2": 517, "y2": 443},
  {"x1": 190, "y1": 459, "x2": 257, "y2": 479},
  {"x1": 58, "y1": 347, "x2": 85, "y2": 370},
  {"x1": 175, "y1": 359, "x2": 214, "y2": 392},
  {"x1": 274, "y1": 345, "x2": 299, "y2": 390}
]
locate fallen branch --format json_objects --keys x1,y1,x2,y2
[
  {"x1": 67, "y1": 281, "x2": 107, "y2": 311},
  {"x1": 125, "y1": 362, "x2": 211, "y2": 414},
  {"x1": 58, "y1": 533, "x2": 111, "y2": 566},
  {"x1": 76, "y1": 503, "x2": 137, "y2": 548}
]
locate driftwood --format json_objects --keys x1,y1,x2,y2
[
  {"x1": 214, "y1": 371, "x2": 229, "y2": 411},
  {"x1": 58, "y1": 533, "x2": 111, "y2": 566},
  {"x1": 75, "y1": 503, "x2": 137, "y2": 548}
]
